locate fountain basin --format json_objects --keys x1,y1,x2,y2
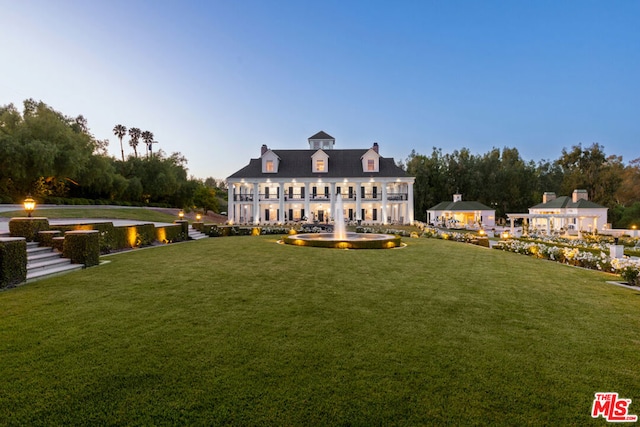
[{"x1": 283, "y1": 232, "x2": 402, "y2": 249}]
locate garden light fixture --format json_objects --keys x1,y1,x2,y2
[
  {"x1": 23, "y1": 195, "x2": 36, "y2": 217},
  {"x1": 178, "y1": 210, "x2": 184, "y2": 219}
]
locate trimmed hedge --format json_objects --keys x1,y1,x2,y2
[
  {"x1": 38, "y1": 230, "x2": 62, "y2": 247},
  {"x1": 9, "y1": 218, "x2": 50, "y2": 242},
  {"x1": 0, "y1": 237, "x2": 27, "y2": 288},
  {"x1": 63, "y1": 231, "x2": 100, "y2": 267},
  {"x1": 52, "y1": 222, "x2": 115, "y2": 253},
  {"x1": 156, "y1": 224, "x2": 186, "y2": 244},
  {"x1": 174, "y1": 220, "x2": 189, "y2": 238}
]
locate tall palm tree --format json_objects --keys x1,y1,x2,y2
[
  {"x1": 112, "y1": 124, "x2": 127, "y2": 161},
  {"x1": 128, "y1": 127, "x2": 141, "y2": 158},
  {"x1": 141, "y1": 130, "x2": 156, "y2": 158}
]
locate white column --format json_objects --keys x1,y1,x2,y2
[
  {"x1": 407, "y1": 181, "x2": 414, "y2": 225},
  {"x1": 381, "y1": 183, "x2": 388, "y2": 225},
  {"x1": 278, "y1": 182, "x2": 285, "y2": 223},
  {"x1": 304, "y1": 182, "x2": 310, "y2": 223},
  {"x1": 253, "y1": 183, "x2": 260, "y2": 224},
  {"x1": 329, "y1": 182, "x2": 336, "y2": 221},
  {"x1": 227, "y1": 184, "x2": 235, "y2": 224},
  {"x1": 355, "y1": 182, "x2": 362, "y2": 222}
]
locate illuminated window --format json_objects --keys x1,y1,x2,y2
[
  {"x1": 316, "y1": 159, "x2": 325, "y2": 172},
  {"x1": 367, "y1": 159, "x2": 375, "y2": 171},
  {"x1": 266, "y1": 160, "x2": 274, "y2": 172}
]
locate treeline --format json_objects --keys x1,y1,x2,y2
[
  {"x1": 0, "y1": 99, "x2": 222, "y2": 213},
  {"x1": 405, "y1": 145, "x2": 640, "y2": 228}
]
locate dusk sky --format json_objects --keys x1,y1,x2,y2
[{"x1": 2, "y1": 1, "x2": 638, "y2": 180}]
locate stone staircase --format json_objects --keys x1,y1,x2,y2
[
  {"x1": 188, "y1": 226, "x2": 208, "y2": 240},
  {"x1": 26, "y1": 242, "x2": 83, "y2": 281}
]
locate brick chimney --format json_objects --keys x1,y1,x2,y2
[
  {"x1": 572, "y1": 189, "x2": 588, "y2": 203},
  {"x1": 261, "y1": 144, "x2": 268, "y2": 155},
  {"x1": 372, "y1": 142, "x2": 379, "y2": 153},
  {"x1": 543, "y1": 192, "x2": 556, "y2": 204}
]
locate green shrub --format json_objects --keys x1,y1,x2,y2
[
  {"x1": 174, "y1": 220, "x2": 189, "y2": 237},
  {"x1": 37, "y1": 230, "x2": 62, "y2": 247},
  {"x1": 9, "y1": 218, "x2": 50, "y2": 242},
  {"x1": 51, "y1": 222, "x2": 115, "y2": 254},
  {"x1": 52, "y1": 237, "x2": 65, "y2": 252},
  {"x1": 137, "y1": 224, "x2": 156, "y2": 246},
  {"x1": 0, "y1": 238, "x2": 27, "y2": 288},
  {"x1": 156, "y1": 224, "x2": 187, "y2": 243},
  {"x1": 63, "y1": 231, "x2": 99, "y2": 267},
  {"x1": 204, "y1": 224, "x2": 219, "y2": 237}
]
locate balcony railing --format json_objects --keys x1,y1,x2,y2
[
  {"x1": 234, "y1": 192, "x2": 409, "y2": 202},
  {"x1": 234, "y1": 194, "x2": 254, "y2": 202},
  {"x1": 387, "y1": 193, "x2": 408, "y2": 201}
]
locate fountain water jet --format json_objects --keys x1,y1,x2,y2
[{"x1": 333, "y1": 193, "x2": 347, "y2": 240}]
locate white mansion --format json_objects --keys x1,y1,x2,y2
[{"x1": 227, "y1": 131, "x2": 415, "y2": 225}]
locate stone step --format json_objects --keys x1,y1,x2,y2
[
  {"x1": 24, "y1": 241, "x2": 85, "y2": 282},
  {"x1": 188, "y1": 228, "x2": 208, "y2": 240},
  {"x1": 27, "y1": 257, "x2": 74, "y2": 272},
  {"x1": 26, "y1": 244, "x2": 52, "y2": 255},
  {"x1": 26, "y1": 262, "x2": 84, "y2": 281},
  {"x1": 28, "y1": 250, "x2": 63, "y2": 263}
]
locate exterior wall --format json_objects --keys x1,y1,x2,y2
[
  {"x1": 427, "y1": 209, "x2": 496, "y2": 228},
  {"x1": 528, "y1": 207, "x2": 608, "y2": 232},
  {"x1": 228, "y1": 177, "x2": 415, "y2": 225}
]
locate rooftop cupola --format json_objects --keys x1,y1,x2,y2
[{"x1": 308, "y1": 131, "x2": 335, "y2": 150}]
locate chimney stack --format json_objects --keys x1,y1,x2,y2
[
  {"x1": 572, "y1": 189, "x2": 588, "y2": 203},
  {"x1": 261, "y1": 144, "x2": 268, "y2": 155},
  {"x1": 372, "y1": 142, "x2": 379, "y2": 153},
  {"x1": 453, "y1": 194, "x2": 462, "y2": 202},
  {"x1": 543, "y1": 192, "x2": 556, "y2": 204}
]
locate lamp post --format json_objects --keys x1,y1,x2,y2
[
  {"x1": 196, "y1": 213, "x2": 202, "y2": 221},
  {"x1": 178, "y1": 210, "x2": 184, "y2": 219},
  {"x1": 23, "y1": 195, "x2": 36, "y2": 217}
]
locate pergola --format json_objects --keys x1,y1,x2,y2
[{"x1": 505, "y1": 213, "x2": 600, "y2": 237}]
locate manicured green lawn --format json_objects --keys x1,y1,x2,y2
[
  {"x1": 0, "y1": 207, "x2": 179, "y2": 223},
  {"x1": 1, "y1": 236, "x2": 639, "y2": 425}
]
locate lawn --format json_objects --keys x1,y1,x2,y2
[
  {"x1": 1, "y1": 236, "x2": 639, "y2": 425},
  {"x1": 0, "y1": 207, "x2": 179, "y2": 223}
]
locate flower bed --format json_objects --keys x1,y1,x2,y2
[
  {"x1": 494, "y1": 239, "x2": 640, "y2": 286},
  {"x1": 414, "y1": 223, "x2": 640, "y2": 286}
]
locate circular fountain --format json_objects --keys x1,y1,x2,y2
[{"x1": 282, "y1": 194, "x2": 402, "y2": 249}]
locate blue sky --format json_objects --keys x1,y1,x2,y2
[{"x1": 1, "y1": 1, "x2": 638, "y2": 180}]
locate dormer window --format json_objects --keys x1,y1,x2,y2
[
  {"x1": 361, "y1": 148, "x2": 380, "y2": 173},
  {"x1": 311, "y1": 149, "x2": 329, "y2": 173},
  {"x1": 261, "y1": 150, "x2": 280, "y2": 173}
]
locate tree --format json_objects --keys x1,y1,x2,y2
[
  {"x1": 555, "y1": 143, "x2": 623, "y2": 208},
  {"x1": 193, "y1": 183, "x2": 218, "y2": 214},
  {"x1": 141, "y1": 130, "x2": 156, "y2": 158},
  {"x1": 112, "y1": 124, "x2": 127, "y2": 161},
  {"x1": 128, "y1": 127, "x2": 141, "y2": 158}
]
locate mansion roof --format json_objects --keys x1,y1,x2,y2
[
  {"x1": 530, "y1": 196, "x2": 606, "y2": 210},
  {"x1": 428, "y1": 200, "x2": 493, "y2": 212},
  {"x1": 228, "y1": 149, "x2": 409, "y2": 179}
]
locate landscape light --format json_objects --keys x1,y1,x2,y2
[
  {"x1": 196, "y1": 213, "x2": 202, "y2": 221},
  {"x1": 23, "y1": 195, "x2": 36, "y2": 217},
  {"x1": 178, "y1": 210, "x2": 184, "y2": 219},
  {"x1": 502, "y1": 231, "x2": 510, "y2": 240}
]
